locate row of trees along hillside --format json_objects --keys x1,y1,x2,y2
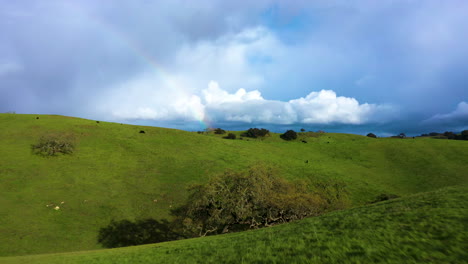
[
  {"x1": 420, "y1": 130, "x2": 468, "y2": 140},
  {"x1": 206, "y1": 128, "x2": 468, "y2": 141}
]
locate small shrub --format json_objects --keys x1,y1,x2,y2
[
  {"x1": 139, "y1": 130, "x2": 145, "y2": 134},
  {"x1": 366, "y1": 133, "x2": 377, "y2": 138},
  {"x1": 223, "y1": 133, "x2": 236, "y2": 139},
  {"x1": 214, "y1": 128, "x2": 226, "y2": 134},
  {"x1": 32, "y1": 134, "x2": 74, "y2": 156},
  {"x1": 241, "y1": 128, "x2": 270, "y2": 138},
  {"x1": 280, "y1": 130, "x2": 297, "y2": 140}
]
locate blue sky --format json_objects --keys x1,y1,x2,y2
[{"x1": 1, "y1": 0, "x2": 467, "y2": 136}]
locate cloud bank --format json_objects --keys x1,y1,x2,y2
[
  {"x1": 423, "y1": 102, "x2": 468, "y2": 130},
  {"x1": 107, "y1": 80, "x2": 396, "y2": 126}
]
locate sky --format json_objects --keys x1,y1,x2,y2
[{"x1": 1, "y1": 0, "x2": 467, "y2": 136}]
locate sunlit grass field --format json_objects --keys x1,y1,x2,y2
[
  {"x1": 0, "y1": 113, "x2": 467, "y2": 257},
  {"x1": 2, "y1": 186, "x2": 467, "y2": 264}
]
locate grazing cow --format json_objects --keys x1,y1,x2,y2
[{"x1": 139, "y1": 130, "x2": 145, "y2": 134}]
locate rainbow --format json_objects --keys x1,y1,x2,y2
[{"x1": 64, "y1": 2, "x2": 211, "y2": 129}]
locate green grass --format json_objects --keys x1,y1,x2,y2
[
  {"x1": 2, "y1": 185, "x2": 467, "y2": 264},
  {"x1": 0, "y1": 113, "x2": 467, "y2": 257}
]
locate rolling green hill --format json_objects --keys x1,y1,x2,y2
[
  {"x1": 0, "y1": 113, "x2": 467, "y2": 257},
  {"x1": 1, "y1": 186, "x2": 467, "y2": 264}
]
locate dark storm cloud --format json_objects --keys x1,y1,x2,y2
[
  {"x1": 0, "y1": 0, "x2": 270, "y2": 114},
  {"x1": 258, "y1": 0, "x2": 468, "y2": 110}
]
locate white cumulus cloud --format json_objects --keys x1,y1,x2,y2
[
  {"x1": 203, "y1": 81, "x2": 263, "y2": 104},
  {"x1": 104, "y1": 80, "x2": 396, "y2": 126},
  {"x1": 203, "y1": 82, "x2": 395, "y2": 125},
  {"x1": 290, "y1": 90, "x2": 375, "y2": 124}
]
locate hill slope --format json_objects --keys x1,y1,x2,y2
[
  {"x1": 0, "y1": 113, "x2": 467, "y2": 256},
  {"x1": 2, "y1": 186, "x2": 467, "y2": 264}
]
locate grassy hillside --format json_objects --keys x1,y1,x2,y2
[
  {"x1": 0, "y1": 113, "x2": 467, "y2": 256},
  {"x1": 2, "y1": 185, "x2": 467, "y2": 264}
]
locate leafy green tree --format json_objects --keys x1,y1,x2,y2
[
  {"x1": 214, "y1": 128, "x2": 226, "y2": 134},
  {"x1": 241, "y1": 128, "x2": 270, "y2": 138},
  {"x1": 280, "y1": 130, "x2": 298, "y2": 140},
  {"x1": 444, "y1": 131, "x2": 456, "y2": 139},
  {"x1": 171, "y1": 165, "x2": 349, "y2": 237},
  {"x1": 223, "y1": 133, "x2": 236, "y2": 139},
  {"x1": 461, "y1": 130, "x2": 468, "y2": 140}
]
